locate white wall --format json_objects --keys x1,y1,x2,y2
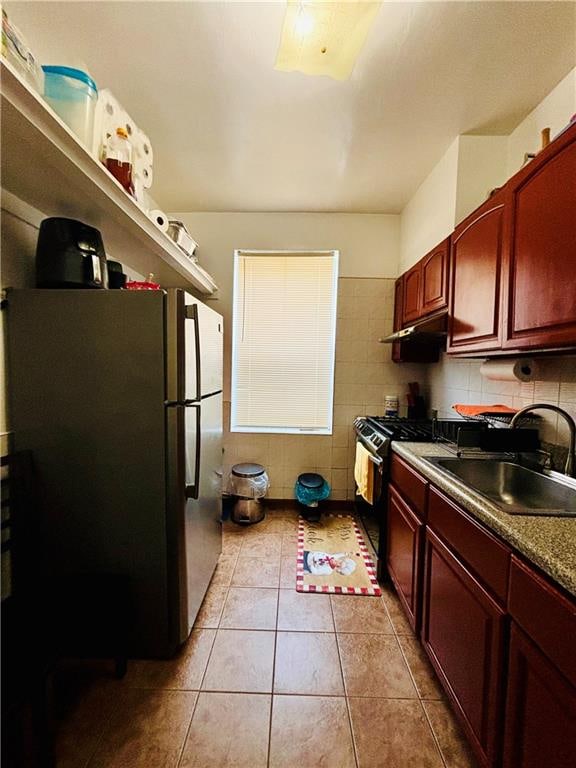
[
  {"x1": 400, "y1": 134, "x2": 509, "y2": 272},
  {"x1": 399, "y1": 67, "x2": 576, "y2": 273},
  {"x1": 455, "y1": 135, "x2": 508, "y2": 225},
  {"x1": 399, "y1": 138, "x2": 459, "y2": 273},
  {"x1": 507, "y1": 68, "x2": 576, "y2": 177},
  {"x1": 177, "y1": 212, "x2": 400, "y2": 283},
  {"x1": 173, "y1": 211, "x2": 400, "y2": 396},
  {"x1": 171, "y1": 212, "x2": 421, "y2": 499}
]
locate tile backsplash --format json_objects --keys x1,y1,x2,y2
[
  {"x1": 425, "y1": 353, "x2": 576, "y2": 448},
  {"x1": 223, "y1": 277, "x2": 427, "y2": 501}
]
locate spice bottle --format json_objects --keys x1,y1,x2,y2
[{"x1": 105, "y1": 127, "x2": 133, "y2": 193}]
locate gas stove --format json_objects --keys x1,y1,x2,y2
[{"x1": 354, "y1": 416, "x2": 435, "y2": 458}]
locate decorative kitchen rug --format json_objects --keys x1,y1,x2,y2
[{"x1": 296, "y1": 514, "x2": 381, "y2": 596}]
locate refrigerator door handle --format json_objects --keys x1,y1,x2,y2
[
  {"x1": 185, "y1": 303, "x2": 202, "y2": 401},
  {"x1": 185, "y1": 403, "x2": 201, "y2": 500}
]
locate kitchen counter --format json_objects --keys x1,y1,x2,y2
[{"x1": 392, "y1": 442, "x2": 576, "y2": 598}]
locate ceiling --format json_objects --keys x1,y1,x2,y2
[{"x1": 7, "y1": 1, "x2": 576, "y2": 213}]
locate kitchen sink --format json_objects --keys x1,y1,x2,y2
[{"x1": 423, "y1": 457, "x2": 576, "y2": 517}]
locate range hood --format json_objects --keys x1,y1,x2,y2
[{"x1": 379, "y1": 313, "x2": 448, "y2": 343}]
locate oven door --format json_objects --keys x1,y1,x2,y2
[{"x1": 354, "y1": 447, "x2": 387, "y2": 577}]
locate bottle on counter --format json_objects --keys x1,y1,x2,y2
[
  {"x1": 384, "y1": 394, "x2": 399, "y2": 418},
  {"x1": 104, "y1": 127, "x2": 133, "y2": 194}
]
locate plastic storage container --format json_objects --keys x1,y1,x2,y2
[
  {"x1": 42, "y1": 66, "x2": 98, "y2": 149},
  {"x1": 2, "y1": 8, "x2": 44, "y2": 94}
]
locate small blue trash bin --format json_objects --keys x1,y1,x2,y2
[{"x1": 295, "y1": 473, "x2": 330, "y2": 520}]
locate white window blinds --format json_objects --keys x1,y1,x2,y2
[{"x1": 231, "y1": 250, "x2": 339, "y2": 434}]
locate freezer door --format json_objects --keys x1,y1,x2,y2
[
  {"x1": 168, "y1": 395, "x2": 223, "y2": 641},
  {"x1": 183, "y1": 393, "x2": 223, "y2": 636},
  {"x1": 166, "y1": 290, "x2": 223, "y2": 403}
]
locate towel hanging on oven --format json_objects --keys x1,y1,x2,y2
[{"x1": 354, "y1": 442, "x2": 374, "y2": 505}]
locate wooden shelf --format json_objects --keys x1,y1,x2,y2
[{"x1": 0, "y1": 59, "x2": 217, "y2": 294}]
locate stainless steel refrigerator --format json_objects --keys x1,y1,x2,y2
[{"x1": 7, "y1": 288, "x2": 223, "y2": 657}]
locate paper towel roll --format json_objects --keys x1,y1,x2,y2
[
  {"x1": 133, "y1": 128, "x2": 154, "y2": 165},
  {"x1": 480, "y1": 358, "x2": 538, "y2": 382},
  {"x1": 149, "y1": 209, "x2": 169, "y2": 232}
]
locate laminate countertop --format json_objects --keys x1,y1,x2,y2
[{"x1": 391, "y1": 442, "x2": 576, "y2": 598}]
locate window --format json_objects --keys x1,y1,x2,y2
[{"x1": 231, "y1": 250, "x2": 339, "y2": 434}]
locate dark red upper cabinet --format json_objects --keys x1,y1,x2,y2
[
  {"x1": 421, "y1": 238, "x2": 450, "y2": 316},
  {"x1": 447, "y1": 190, "x2": 506, "y2": 355},
  {"x1": 501, "y1": 124, "x2": 576, "y2": 351},
  {"x1": 401, "y1": 239, "x2": 449, "y2": 327},
  {"x1": 402, "y1": 264, "x2": 421, "y2": 325}
]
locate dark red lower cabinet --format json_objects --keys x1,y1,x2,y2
[
  {"x1": 387, "y1": 486, "x2": 424, "y2": 633},
  {"x1": 503, "y1": 623, "x2": 576, "y2": 768},
  {"x1": 422, "y1": 529, "x2": 507, "y2": 767}
]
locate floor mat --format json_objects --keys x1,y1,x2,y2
[{"x1": 296, "y1": 514, "x2": 381, "y2": 595}]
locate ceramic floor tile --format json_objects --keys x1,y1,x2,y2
[
  {"x1": 338, "y1": 633, "x2": 418, "y2": 698},
  {"x1": 349, "y1": 697, "x2": 444, "y2": 768},
  {"x1": 398, "y1": 635, "x2": 444, "y2": 700},
  {"x1": 274, "y1": 632, "x2": 345, "y2": 695},
  {"x1": 277, "y1": 589, "x2": 334, "y2": 632},
  {"x1": 193, "y1": 585, "x2": 228, "y2": 629},
  {"x1": 55, "y1": 672, "x2": 119, "y2": 768},
  {"x1": 380, "y1": 584, "x2": 415, "y2": 636},
  {"x1": 231, "y1": 556, "x2": 280, "y2": 588},
  {"x1": 221, "y1": 537, "x2": 242, "y2": 556},
  {"x1": 279, "y1": 555, "x2": 296, "y2": 588},
  {"x1": 331, "y1": 594, "x2": 395, "y2": 634},
  {"x1": 87, "y1": 688, "x2": 196, "y2": 768},
  {"x1": 179, "y1": 692, "x2": 271, "y2": 768},
  {"x1": 260, "y1": 517, "x2": 299, "y2": 534},
  {"x1": 220, "y1": 587, "x2": 278, "y2": 629},
  {"x1": 125, "y1": 629, "x2": 216, "y2": 691},
  {"x1": 280, "y1": 533, "x2": 298, "y2": 556},
  {"x1": 240, "y1": 534, "x2": 283, "y2": 558},
  {"x1": 269, "y1": 695, "x2": 356, "y2": 768},
  {"x1": 210, "y1": 554, "x2": 238, "y2": 587},
  {"x1": 423, "y1": 700, "x2": 480, "y2": 768},
  {"x1": 202, "y1": 629, "x2": 275, "y2": 693}
]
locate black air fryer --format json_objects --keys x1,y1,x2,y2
[{"x1": 36, "y1": 218, "x2": 108, "y2": 289}]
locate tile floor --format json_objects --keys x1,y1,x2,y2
[{"x1": 54, "y1": 509, "x2": 478, "y2": 768}]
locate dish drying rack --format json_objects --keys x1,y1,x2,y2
[
  {"x1": 433, "y1": 415, "x2": 542, "y2": 459},
  {"x1": 458, "y1": 411, "x2": 541, "y2": 429}
]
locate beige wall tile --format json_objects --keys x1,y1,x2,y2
[
  {"x1": 332, "y1": 426, "x2": 350, "y2": 448},
  {"x1": 332, "y1": 446, "x2": 348, "y2": 468},
  {"x1": 331, "y1": 469, "x2": 348, "y2": 491}
]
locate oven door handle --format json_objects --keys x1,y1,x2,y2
[{"x1": 367, "y1": 452, "x2": 384, "y2": 468}]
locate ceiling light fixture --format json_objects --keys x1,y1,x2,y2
[{"x1": 275, "y1": 0, "x2": 381, "y2": 81}]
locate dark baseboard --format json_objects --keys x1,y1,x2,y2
[{"x1": 265, "y1": 498, "x2": 355, "y2": 512}]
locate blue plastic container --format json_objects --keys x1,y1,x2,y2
[{"x1": 42, "y1": 66, "x2": 98, "y2": 148}]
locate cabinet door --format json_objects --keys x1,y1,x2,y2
[
  {"x1": 421, "y1": 238, "x2": 450, "y2": 316},
  {"x1": 502, "y1": 125, "x2": 576, "y2": 350},
  {"x1": 503, "y1": 623, "x2": 576, "y2": 768},
  {"x1": 422, "y1": 528, "x2": 506, "y2": 767},
  {"x1": 387, "y1": 486, "x2": 424, "y2": 633},
  {"x1": 402, "y1": 264, "x2": 421, "y2": 325},
  {"x1": 447, "y1": 191, "x2": 505, "y2": 354}
]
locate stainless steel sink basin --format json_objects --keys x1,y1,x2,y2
[{"x1": 423, "y1": 457, "x2": 576, "y2": 517}]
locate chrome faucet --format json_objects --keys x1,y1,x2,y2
[{"x1": 510, "y1": 403, "x2": 576, "y2": 477}]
